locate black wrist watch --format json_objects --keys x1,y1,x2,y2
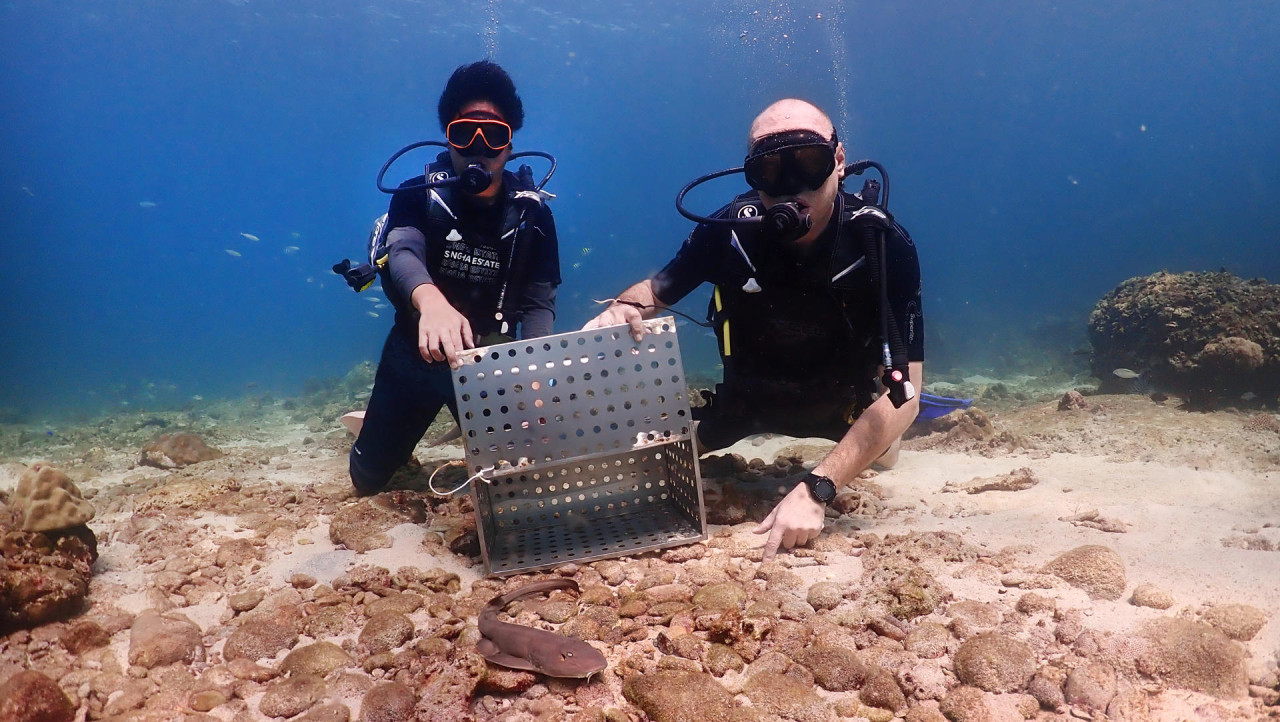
[{"x1": 801, "y1": 473, "x2": 837, "y2": 505}]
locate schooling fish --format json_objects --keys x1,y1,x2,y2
[
  {"x1": 1112, "y1": 368, "x2": 1141, "y2": 379},
  {"x1": 240, "y1": 232, "x2": 260, "y2": 242},
  {"x1": 477, "y1": 579, "x2": 607, "y2": 679}
]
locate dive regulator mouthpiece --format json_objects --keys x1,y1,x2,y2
[
  {"x1": 763, "y1": 202, "x2": 812, "y2": 241},
  {"x1": 459, "y1": 164, "x2": 492, "y2": 195}
]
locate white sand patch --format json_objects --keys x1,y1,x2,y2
[
  {"x1": 263, "y1": 521, "x2": 483, "y2": 590},
  {"x1": 862, "y1": 449, "x2": 1280, "y2": 677},
  {"x1": 699, "y1": 427, "x2": 1280, "y2": 680},
  {"x1": 0, "y1": 461, "x2": 25, "y2": 493}
]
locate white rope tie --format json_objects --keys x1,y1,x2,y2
[{"x1": 428, "y1": 460, "x2": 493, "y2": 497}]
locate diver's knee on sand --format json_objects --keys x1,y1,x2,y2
[
  {"x1": 349, "y1": 445, "x2": 397, "y2": 496},
  {"x1": 873, "y1": 438, "x2": 902, "y2": 470}
]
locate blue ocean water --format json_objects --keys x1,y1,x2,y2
[{"x1": 2, "y1": 0, "x2": 1277, "y2": 419}]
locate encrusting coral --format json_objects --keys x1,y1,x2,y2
[{"x1": 12, "y1": 462, "x2": 95, "y2": 532}]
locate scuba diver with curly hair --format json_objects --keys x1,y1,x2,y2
[{"x1": 339, "y1": 60, "x2": 561, "y2": 495}]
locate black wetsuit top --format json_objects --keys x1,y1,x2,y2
[
  {"x1": 650, "y1": 190, "x2": 923, "y2": 446},
  {"x1": 382, "y1": 174, "x2": 561, "y2": 342},
  {"x1": 348, "y1": 175, "x2": 562, "y2": 495}
]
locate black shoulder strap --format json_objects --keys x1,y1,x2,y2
[
  {"x1": 491, "y1": 167, "x2": 548, "y2": 322},
  {"x1": 829, "y1": 194, "x2": 865, "y2": 291}
]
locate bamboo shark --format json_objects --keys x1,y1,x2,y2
[{"x1": 476, "y1": 579, "x2": 607, "y2": 679}]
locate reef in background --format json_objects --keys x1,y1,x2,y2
[{"x1": 1089, "y1": 271, "x2": 1279, "y2": 409}]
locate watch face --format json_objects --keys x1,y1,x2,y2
[{"x1": 807, "y1": 475, "x2": 837, "y2": 503}]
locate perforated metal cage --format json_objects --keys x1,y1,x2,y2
[{"x1": 452, "y1": 318, "x2": 706, "y2": 575}]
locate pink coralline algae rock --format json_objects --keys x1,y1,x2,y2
[
  {"x1": 329, "y1": 494, "x2": 429, "y2": 552},
  {"x1": 0, "y1": 671, "x2": 76, "y2": 722},
  {"x1": 128, "y1": 611, "x2": 205, "y2": 668},
  {"x1": 0, "y1": 468, "x2": 98, "y2": 631},
  {"x1": 953, "y1": 634, "x2": 1036, "y2": 693},
  {"x1": 1041, "y1": 545, "x2": 1126, "y2": 600},
  {"x1": 1137, "y1": 618, "x2": 1248, "y2": 699},
  {"x1": 139, "y1": 432, "x2": 223, "y2": 468}
]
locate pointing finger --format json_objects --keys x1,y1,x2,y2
[
  {"x1": 763, "y1": 524, "x2": 785, "y2": 562},
  {"x1": 752, "y1": 506, "x2": 778, "y2": 535}
]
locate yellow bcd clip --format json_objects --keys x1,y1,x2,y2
[{"x1": 714, "y1": 285, "x2": 731, "y2": 357}]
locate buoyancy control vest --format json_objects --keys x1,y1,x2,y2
[
  {"x1": 705, "y1": 191, "x2": 914, "y2": 422},
  {"x1": 361, "y1": 152, "x2": 548, "y2": 338}
]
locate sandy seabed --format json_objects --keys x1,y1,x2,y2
[{"x1": 1, "y1": 390, "x2": 1278, "y2": 721}]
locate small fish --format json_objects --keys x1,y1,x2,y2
[
  {"x1": 225, "y1": 249, "x2": 242, "y2": 257},
  {"x1": 240, "y1": 232, "x2": 260, "y2": 242},
  {"x1": 1112, "y1": 368, "x2": 1140, "y2": 379},
  {"x1": 365, "y1": 296, "x2": 383, "y2": 303},
  {"x1": 366, "y1": 311, "x2": 379, "y2": 318},
  {"x1": 20, "y1": 185, "x2": 34, "y2": 197},
  {"x1": 374, "y1": 303, "x2": 388, "y2": 309},
  {"x1": 191, "y1": 395, "x2": 204, "y2": 401},
  {"x1": 580, "y1": 246, "x2": 592, "y2": 256},
  {"x1": 290, "y1": 231, "x2": 302, "y2": 239},
  {"x1": 306, "y1": 277, "x2": 314, "y2": 283},
  {"x1": 572, "y1": 262, "x2": 582, "y2": 270},
  {"x1": 283, "y1": 245, "x2": 300, "y2": 254},
  {"x1": 1165, "y1": 321, "x2": 1178, "y2": 328},
  {"x1": 138, "y1": 200, "x2": 158, "y2": 208}
]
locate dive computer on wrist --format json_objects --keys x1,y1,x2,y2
[{"x1": 802, "y1": 473, "x2": 837, "y2": 505}]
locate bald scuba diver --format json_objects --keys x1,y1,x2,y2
[{"x1": 585, "y1": 99, "x2": 924, "y2": 561}]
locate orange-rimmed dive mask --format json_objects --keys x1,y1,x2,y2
[{"x1": 446, "y1": 118, "x2": 513, "y2": 158}]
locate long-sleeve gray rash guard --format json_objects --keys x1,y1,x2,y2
[{"x1": 382, "y1": 176, "x2": 561, "y2": 341}]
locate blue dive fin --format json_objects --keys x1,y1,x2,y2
[{"x1": 914, "y1": 392, "x2": 973, "y2": 422}]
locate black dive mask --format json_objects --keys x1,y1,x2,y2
[
  {"x1": 675, "y1": 129, "x2": 841, "y2": 241},
  {"x1": 743, "y1": 130, "x2": 838, "y2": 197}
]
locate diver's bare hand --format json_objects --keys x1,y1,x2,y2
[
  {"x1": 753, "y1": 483, "x2": 825, "y2": 562},
  {"x1": 412, "y1": 284, "x2": 474, "y2": 369},
  {"x1": 583, "y1": 303, "x2": 645, "y2": 342}
]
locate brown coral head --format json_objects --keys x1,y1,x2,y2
[{"x1": 14, "y1": 463, "x2": 95, "y2": 532}]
